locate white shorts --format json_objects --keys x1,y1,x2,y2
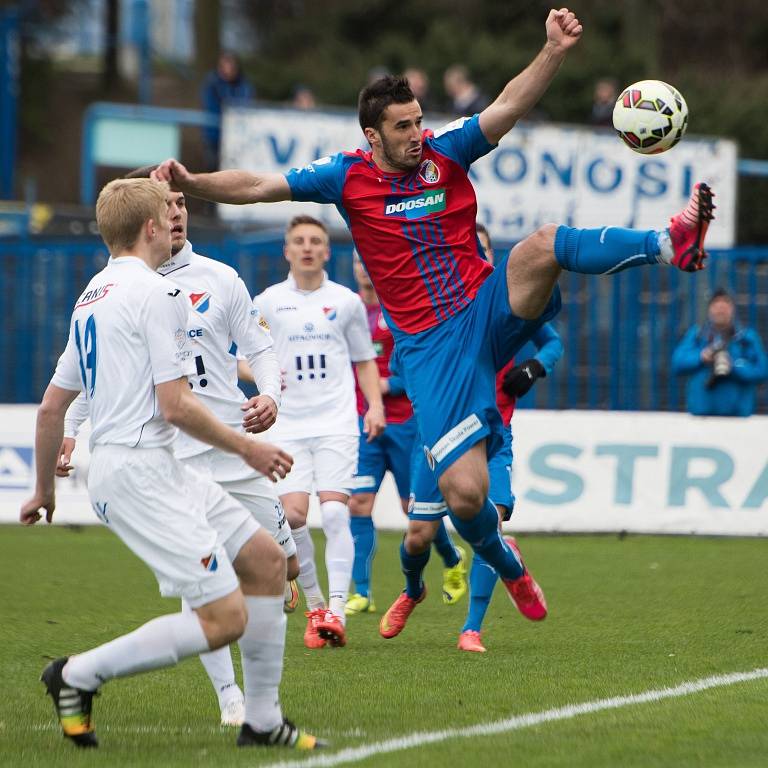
[
  {"x1": 88, "y1": 445, "x2": 258, "y2": 608},
  {"x1": 182, "y1": 449, "x2": 297, "y2": 559},
  {"x1": 273, "y1": 435, "x2": 359, "y2": 497}
]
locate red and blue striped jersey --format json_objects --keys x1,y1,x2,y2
[{"x1": 285, "y1": 115, "x2": 496, "y2": 335}]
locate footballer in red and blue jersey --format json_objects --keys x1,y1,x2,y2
[{"x1": 286, "y1": 113, "x2": 561, "y2": 481}]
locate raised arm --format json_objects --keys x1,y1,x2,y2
[
  {"x1": 479, "y1": 8, "x2": 583, "y2": 145},
  {"x1": 153, "y1": 160, "x2": 291, "y2": 205}
]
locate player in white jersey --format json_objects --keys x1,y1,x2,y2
[
  {"x1": 21, "y1": 178, "x2": 321, "y2": 751},
  {"x1": 253, "y1": 215, "x2": 386, "y2": 649},
  {"x1": 58, "y1": 171, "x2": 299, "y2": 727}
]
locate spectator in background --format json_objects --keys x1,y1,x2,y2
[
  {"x1": 403, "y1": 67, "x2": 438, "y2": 113},
  {"x1": 671, "y1": 288, "x2": 768, "y2": 417},
  {"x1": 443, "y1": 64, "x2": 490, "y2": 116},
  {"x1": 201, "y1": 52, "x2": 254, "y2": 169},
  {"x1": 589, "y1": 77, "x2": 619, "y2": 127},
  {"x1": 291, "y1": 84, "x2": 317, "y2": 110}
]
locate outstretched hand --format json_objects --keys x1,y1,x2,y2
[
  {"x1": 546, "y1": 7, "x2": 583, "y2": 50},
  {"x1": 152, "y1": 159, "x2": 193, "y2": 192}
]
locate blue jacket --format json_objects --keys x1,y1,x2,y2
[
  {"x1": 671, "y1": 323, "x2": 768, "y2": 417},
  {"x1": 201, "y1": 72, "x2": 254, "y2": 148}
]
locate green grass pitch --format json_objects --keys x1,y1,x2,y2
[{"x1": 1, "y1": 525, "x2": 766, "y2": 767}]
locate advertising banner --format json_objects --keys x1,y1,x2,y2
[{"x1": 2, "y1": 407, "x2": 765, "y2": 536}]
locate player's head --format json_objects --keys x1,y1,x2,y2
[
  {"x1": 707, "y1": 288, "x2": 735, "y2": 330},
  {"x1": 96, "y1": 178, "x2": 171, "y2": 265},
  {"x1": 352, "y1": 249, "x2": 374, "y2": 292},
  {"x1": 358, "y1": 75, "x2": 423, "y2": 172},
  {"x1": 475, "y1": 222, "x2": 494, "y2": 265},
  {"x1": 284, "y1": 215, "x2": 330, "y2": 278},
  {"x1": 124, "y1": 165, "x2": 188, "y2": 255}
]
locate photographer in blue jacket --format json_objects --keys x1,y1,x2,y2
[{"x1": 671, "y1": 288, "x2": 768, "y2": 417}]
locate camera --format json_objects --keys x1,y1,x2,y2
[{"x1": 706, "y1": 344, "x2": 732, "y2": 389}]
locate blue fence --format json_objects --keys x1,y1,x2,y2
[{"x1": 2, "y1": 235, "x2": 767, "y2": 412}]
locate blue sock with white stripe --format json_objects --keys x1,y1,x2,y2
[
  {"x1": 462, "y1": 554, "x2": 499, "y2": 633},
  {"x1": 400, "y1": 540, "x2": 430, "y2": 599},
  {"x1": 350, "y1": 516, "x2": 376, "y2": 597},
  {"x1": 448, "y1": 498, "x2": 524, "y2": 581},
  {"x1": 432, "y1": 519, "x2": 459, "y2": 568},
  {"x1": 554, "y1": 225, "x2": 661, "y2": 275}
]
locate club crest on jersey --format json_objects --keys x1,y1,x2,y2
[
  {"x1": 384, "y1": 189, "x2": 446, "y2": 220},
  {"x1": 201, "y1": 553, "x2": 218, "y2": 572},
  {"x1": 189, "y1": 291, "x2": 211, "y2": 313},
  {"x1": 418, "y1": 159, "x2": 440, "y2": 184},
  {"x1": 423, "y1": 445, "x2": 436, "y2": 471},
  {"x1": 322, "y1": 306, "x2": 337, "y2": 321}
]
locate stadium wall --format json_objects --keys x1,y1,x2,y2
[{"x1": 1, "y1": 406, "x2": 766, "y2": 535}]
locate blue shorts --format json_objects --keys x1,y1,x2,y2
[
  {"x1": 488, "y1": 424, "x2": 515, "y2": 520},
  {"x1": 395, "y1": 254, "x2": 560, "y2": 481},
  {"x1": 407, "y1": 422, "x2": 516, "y2": 522},
  {"x1": 351, "y1": 415, "x2": 417, "y2": 499},
  {"x1": 407, "y1": 436, "x2": 448, "y2": 521}
]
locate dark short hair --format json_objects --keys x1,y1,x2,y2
[
  {"x1": 709, "y1": 288, "x2": 734, "y2": 305},
  {"x1": 358, "y1": 75, "x2": 416, "y2": 131},
  {"x1": 475, "y1": 221, "x2": 490, "y2": 242},
  {"x1": 285, "y1": 214, "x2": 328, "y2": 238},
  {"x1": 123, "y1": 165, "x2": 158, "y2": 180}
]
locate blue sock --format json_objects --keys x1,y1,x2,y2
[
  {"x1": 400, "y1": 540, "x2": 430, "y2": 599},
  {"x1": 449, "y1": 498, "x2": 524, "y2": 581},
  {"x1": 432, "y1": 519, "x2": 459, "y2": 568},
  {"x1": 462, "y1": 554, "x2": 499, "y2": 633},
  {"x1": 350, "y1": 516, "x2": 376, "y2": 597},
  {"x1": 554, "y1": 225, "x2": 661, "y2": 275}
]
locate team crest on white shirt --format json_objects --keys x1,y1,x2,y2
[
  {"x1": 322, "y1": 306, "x2": 337, "y2": 321},
  {"x1": 173, "y1": 327, "x2": 186, "y2": 349},
  {"x1": 419, "y1": 159, "x2": 440, "y2": 184},
  {"x1": 189, "y1": 291, "x2": 211, "y2": 313}
]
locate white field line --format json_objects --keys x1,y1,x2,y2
[{"x1": 264, "y1": 667, "x2": 768, "y2": 768}]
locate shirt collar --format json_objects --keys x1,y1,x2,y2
[
  {"x1": 286, "y1": 270, "x2": 328, "y2": 293},
  {"x1": 158, "y1": 240, "x2": 193, "y2": 275}
]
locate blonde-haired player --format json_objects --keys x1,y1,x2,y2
[{"x1": 24, "y1": 178, "x2": 320, "y2": 751}]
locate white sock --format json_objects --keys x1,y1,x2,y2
[
  {"x1": 321, "y1": 500, "x2": 353, "y2": 621},
  {"x1": 239, "y1": 595, "x2": 285, "y2": 732},
  {"x1": 292, "y1": 524, "x2": 325, "y2": 610},
  {"x1": 657, "y1": 229, "x2": 673, "y2": 264},
  {"x1": 182, "y1": 599, "x2": 241, "y2": 709},
  {"x1": 63, "y1": 611, "x2": 209, "y2": 692}
]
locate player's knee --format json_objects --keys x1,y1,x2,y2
[
  {"x1": 405, "y1": 524, "x2": 434, "y2": 553},
  {"x1": 203, "y1": 599, "x2": 248, "y2": 649},
  {"x1": 442, "y1": 481, "x2": 485, "y2": 520},
  {"x1": 321, "y1": 501, "x2": 350, "y2": 539},
  {"x1": 349, "y1": 493, "x2": 374, "y2": 517},
  {"x1": 235, "y1": 532, "x2": 286, "y2": 593},
  {"x1": 527, "y1": 222, "x2": 557, "y2": 256}
]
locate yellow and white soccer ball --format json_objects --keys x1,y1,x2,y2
[{"x1": 612, "y1": 79, "x2": 689, "y2": 154}]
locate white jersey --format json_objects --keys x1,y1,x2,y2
[
  {"x1": 52, "y1": 257, "x2": 195, "y2": 450},
  {"x1": 157, "y1": 241, "x2": 281, "y2": 459},
  {"x1": 255, "y1": 273, "x2": 375, "y2": 439}
]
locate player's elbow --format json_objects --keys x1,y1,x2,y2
[{"x1": 157, "y1": 382, "x2": 190, "y2": 427}]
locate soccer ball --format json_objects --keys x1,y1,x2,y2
[{"x1": 612, "y1": 80, "x2": 688, "y2": 154}]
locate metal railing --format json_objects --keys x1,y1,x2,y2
[{"x1": 1, "y1": 235, "x2": 766, "y2": 412}]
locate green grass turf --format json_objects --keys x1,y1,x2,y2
[{"x1": 1, "y1": 525, "x2": 766, "y2": 767}]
